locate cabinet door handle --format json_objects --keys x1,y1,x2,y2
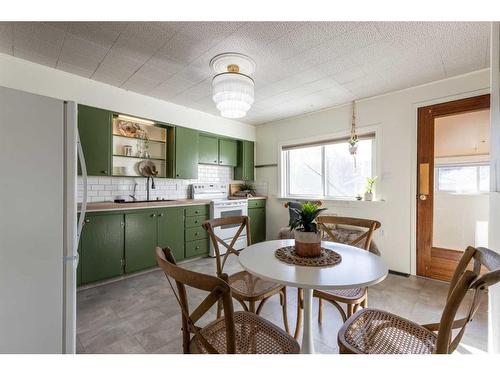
[
  {"x1": 159, "y1": 213, "x2": 164, "y2": 217},
  {"x1": 195, "y1": 232, "x2": 199, "y2": 236},
  {"x1": 194, "y1": 220, "x2": 198, "y2": 224},
  {"x1": 194, "y1": 210, "x2": 199, "y2": 214},
  {"x1": 151, "y1": 214, "x2": 156, "y2": 217},
  {"x1": 84, "y1": 218, "x2": 90, "y2": 223},
  {"x1": 101, "y1": 170, "x2": 108, "y2": 174},
  {"x1": 214, "y1": 160, "x2": 217, "y2": 163},
  {"x1": 176, "y1": 174, "x2": 180, "y2": 177},
  {"x1": 195, "y1": 246, "x2": 200, "y2": 250}
]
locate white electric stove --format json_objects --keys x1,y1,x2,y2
[{"x1": 191, "y1": 183, "x2": 248, "y2": 257}]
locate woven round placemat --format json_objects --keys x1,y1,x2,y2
[{"x1": 275, "y1": 246, "x2": 342, "y2": 267}]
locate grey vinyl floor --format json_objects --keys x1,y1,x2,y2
[{"x1": 76, "y1": 256, "x2": 489, "y2": 354}]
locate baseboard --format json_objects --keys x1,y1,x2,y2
[{"x1": 388, "y1": 269, "x2": 410, "y2": 278}]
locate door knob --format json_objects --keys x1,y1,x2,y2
[{"x1": 419, "y1": 194, "x2": 428, "y2": 201}]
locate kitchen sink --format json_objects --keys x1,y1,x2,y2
[{"x1": 115, "y1": 199, "x2": 176, "y2": 204}]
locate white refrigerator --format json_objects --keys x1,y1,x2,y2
[{"x1": 0, "y1": 86, "x2": 87, "y2": 353}]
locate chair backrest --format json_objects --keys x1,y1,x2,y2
[
  {"x1": 202, "y1": 216, "x2": 251, "y2": 276},
  {"x1": 155, "y1": 246, "x2": 236, "y2": 354},
  {"x1": 435, "y1": 246, "x2": 500, "y2": 353},
  {"x1": 316, "y1": 215, "x2": 381, "y2": 251}
]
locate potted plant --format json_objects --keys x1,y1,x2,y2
[
  {"x1": 364, "y1": 176, "x2": 377, "y2": 201},
  {"x1": 239, "y1": 181, "x2": 256, "y2": 197},
  {"x1": 289, "y1": 202, "x2": 327, "y2": 257}
]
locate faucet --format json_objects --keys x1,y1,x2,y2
[
  {"x1": 146, "y1": 176, "x2": 155, "y2": 201},
  {"x1": 129, "y1": 182, "x2": 138, "y2": 201}
]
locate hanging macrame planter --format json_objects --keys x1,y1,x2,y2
[{"x1": 348, "y1": 101, "x2": 359, "y2": 168}]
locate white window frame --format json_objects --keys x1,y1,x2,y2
[
  {"x1": 278, "y1": 125, "x2": 381, "y2": 201},
  {"x1": 435, "y1": 162, "x2": 490, "y2": 194}
]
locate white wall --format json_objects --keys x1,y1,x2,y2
[
  {"x1": 256, "y1": 69, "x2": 490, "y2": 274},
  {"x1": 0, "y1": 53, "x2": 255, "y2": 141}
]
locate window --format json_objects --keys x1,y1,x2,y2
[
  {"x1": 282, "y1": 135, "x2": 375, "y2": 199},
  {"x1": 436, "y1": 164, "x2": 490, "y2": 193}
]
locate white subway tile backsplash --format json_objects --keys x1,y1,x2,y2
[{"x1": 77, "y1": 164, "x2": 244, "y2": 203}]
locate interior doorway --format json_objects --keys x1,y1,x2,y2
[{"x1": 417, "y1": 94, "x2": 490, "y2": 281}]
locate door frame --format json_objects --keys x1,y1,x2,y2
[{"x1": 416, "y1": 94, "x2": 490, "y2": 278}]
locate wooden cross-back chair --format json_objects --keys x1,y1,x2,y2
[
  {"x1": 311, "y1": 215, "x2": 382, "y2": 325},
  {"x1": 338, "y1": 246, "x2": 500, "y2": 354},
  {"x1": 202, "y1": 216, "x2": 290, "y2": 334},
  {"x1": 155, "y1": 247, "x2": 300, "y2": 354}
]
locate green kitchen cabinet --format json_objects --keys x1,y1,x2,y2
[
  {"x1": 218, "y1": 138, "x2": 238, "y2": 167},
  {"x1": 157, "y1": 207, "x2": 185, "y2": 262},
  {"x1": 80, "y1": 213, "x2": 124, "y2": 284},
  {"x1": 78, "y1": 105, "x2": 112, "y2": 176},
  {"x1": 248, "y1": 200, "x2": 266, "y2": 244},
  {"x1": 234, "y1": 140, "x2": 255, "y2": 181},
  {"x1": 125, "y1": 211, "x2": 158, "y2": 273},
  {"x1": 167, "y1": 126, "x2": 199, "y2": 179},
  {"x1": 198, "y1": 134, "x2": 219, "y2": 165}
]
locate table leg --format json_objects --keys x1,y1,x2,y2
[{"x1": 301, "y1": 288, "x2": 314, "y2": 354}]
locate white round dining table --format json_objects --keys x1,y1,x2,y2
[{"x1": 238, "y1": 239, "x2": 388, "y2": 354}]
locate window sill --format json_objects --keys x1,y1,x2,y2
[{"x1": 277, "y1": 196, "x2": 385, "y2": 206}]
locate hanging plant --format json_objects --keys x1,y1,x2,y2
[{"x1": 348, "y1": 101, "x2": 359, "y2": 167}]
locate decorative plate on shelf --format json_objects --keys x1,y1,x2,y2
[
  {"x1": 118, "y1": 121, "x2": 142, "y2": 137},
  {"x1": 138, "y1": 160, "x2": 158, "y2": 177}
]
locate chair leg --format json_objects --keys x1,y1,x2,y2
[
  {"x1": 361, "y1": 295, "x2": 368, "y2": 308},
  {"x1": 249, "y1": 300, "x2": 256, "y2": 313},
  {"x1": 216, "y1": 299, "x2": 222, "y2": 319},
  {"x1": 294, "y1": 288, "x2": 303, "y2": 340},
  {"x1": 318, "y1": 296, "x2": 323, "y2": 324},
  {"x1": 279, "y1": 287, "x2": 290, "y2": 334},
  {"x1": 347, "y1": 303, "x2": 354, "y2": 318},
  {"x1": 255, "y1": 297, "x2": 270, "y2": 315}
]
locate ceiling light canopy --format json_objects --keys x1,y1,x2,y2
[{"x1": 210, "y1": 53, "x2": 256, "y2": 119}]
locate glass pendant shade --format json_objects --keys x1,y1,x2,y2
[{"x1": 212, "y1": 72, "x2": 254, "y2": 119}]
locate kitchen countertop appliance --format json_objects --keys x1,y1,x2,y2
[{"x1": 191, "y1": 183, "x2": 248, "y2": 257}]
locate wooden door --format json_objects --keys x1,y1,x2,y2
[
  {"x1": 77, "y1": 105, "x2": 112, "y2": 176},
  {"x1": 198, "y1": 134, "x2": 219, "y2": 165},
  {"x1": 125, "y1": 211, "x2": 158, "y2": 273},
  {"x1": 157, "y1": 207, "x2": 185, "y2": 261},
  {"x1": 81, "y1": 213, "x2": 124, "y2": 284},
  {"x1": 417, "y1": 94, "x2": 490, "y2": 281}
]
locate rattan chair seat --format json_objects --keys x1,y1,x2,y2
[
  {"x1": 189, "y1": 311, "x2": 300, "y2": 354},
  {"x1": 228, "y1": 271, "x2": 283, "y2": 300},
  {"x1": 315, "y1": 287, "x2": 366, "y2": 302},
  {"x1": 339, "y1": 308, "x2": 437, "y2": 354}
]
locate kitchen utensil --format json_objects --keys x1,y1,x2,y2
[{"x1": 138, "y1": 160, "x2": 158, "y2": 177}]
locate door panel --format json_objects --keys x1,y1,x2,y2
[
  {"x1": 125, "y1": 211, "x2": 158, "y2": 273},
  {"x1": 249, "y1": 207, "x2": 266, "y2": 244},
  {"x1": 78, "y1": 105, "x2": 111, "y2": 176},
  {"x1": 198, "y1": 134, "x2": 219, "y2": 165},
  {"x1": 218, "y1": 138, "x2": 237, "y2": 166},
  {"x1": 417, "y1": 94, "x2": 490, "y2": 281},
  {"x1": 234, "y1": 140, "x2": 255, "y2": 180},
  {"x1": 157, "y1": 207, "x2": 185, "y2": 261},
  {"x1": 174, "y1": 127, "x2": 199, "y2": 179},
  {"x1": 81, "y1": 214, "x2": 124, "y2": 284}
]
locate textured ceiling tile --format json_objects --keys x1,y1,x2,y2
[
  {"x1": 7, "y1": 21, "x2": 491, "y2": 125},
  {"x1": 67, "y1": 22, "x2": 127, "y2": 49},
  {"x1": 57, "y1": 61, "x2": 94, "y2": 78},
  {"x1": 0, "y1": 22, "x2": 13, "y2": 54}
]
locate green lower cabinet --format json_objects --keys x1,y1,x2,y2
[
  {"x1": 248, "y1": 201, "x2": 266, "y2": 244},
  {"x1": 77, "y1": 245, "x2": 82, "y2": 287},
  {"x1": 185, "y1": 239, "x2": 209, "y2": 258},
  {"x1": 80, "y1": 213, "x2": 124, "y2": 284},
  {"x1": 125, "y1": 211, "x2": 158, "y2": 273},
  {"x1": 157, "y1": 207, "x2": 185, "y2": 262}
]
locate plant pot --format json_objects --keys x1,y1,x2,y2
[
  {"x1": 294, "y1": 230, "x2": 322, "y2": 257},
  {"x1": 364, "y1": 192, "x2": 373, "y2": 201}
]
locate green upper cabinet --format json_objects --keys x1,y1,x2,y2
[
  {"x1": 78, "y1": 105, "x2": 112, "y2": 176},
  {"x1": 167, "y1": 126, "x2": 199, "y2": 179},
  {"x1": 80, "y1": 213, "x2": 124, "y2": 284},
  {"x1": 198, "y1": 134, "x2": 219, "y2": 165},
  {"x1": 234, "y1": 140, "x2": 255, "y2": 181},
  {"x1": 157, "y1": 207, "x2": 185, "y2": 262},
  {"x1": 125, "y1": 211, "x2": 159, "y2": 273},
  {"x1": 218, "y1": 138, "x2": 238, "y2": 166}
]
